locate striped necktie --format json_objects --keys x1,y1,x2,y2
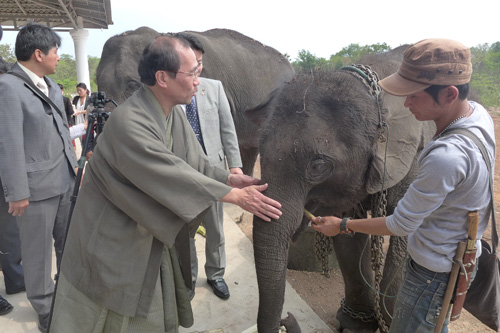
[{"x1": 185, "y1": 97, "x2": 206, "y2": 153}]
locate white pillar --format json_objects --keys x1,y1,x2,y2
[{"x1": 69, "y1": 26, "x2": 90, "y2": 91}]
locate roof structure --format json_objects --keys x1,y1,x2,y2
[{"x1": 0, "y1": 0, "x2": 113, "y2": 31}]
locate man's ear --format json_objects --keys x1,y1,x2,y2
[
  {"x1": 442, "y1": 85, "x2": 459, "y2": 105},
  {"x1": 155, "y1": 70, "x2": 169, "y2": 88},
  {"x1": 33, "y1": 49, "x2": 43, "y2": 63}
]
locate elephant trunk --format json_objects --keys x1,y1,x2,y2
[{"x1": 253, "y1": 186, "x2": 305, "y2": 333}]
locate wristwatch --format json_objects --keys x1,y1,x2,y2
[{"x1": 340, "y1": 217, "x2": 355, "y2": 237}]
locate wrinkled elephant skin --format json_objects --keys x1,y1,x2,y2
[{"x1": 247, "y1": 46, "x2": 435, "y2": 332}]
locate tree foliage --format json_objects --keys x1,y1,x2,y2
[
  {"x1": 49, "y1": 55, "x2": 99, "y2": 96},
  {"x1": 293, "y1": 42, "x2": 392, "y2": 72},
  {"x1": 470, "y1": 43, "x2": 500, "y2": 107},
  {"x1": 0, "y1": 44, "x2": 16, "y2": 63}
]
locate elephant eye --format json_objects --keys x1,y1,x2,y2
[
  {"x1": 125, "y1": 80, "x2": 141, "y2": 96},
  {"x1": 307, "y1": 156, "x2": 334, "y2": 183}
]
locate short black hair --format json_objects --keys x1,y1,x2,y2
[
  {"x1": 15, "y1": 23, "x2": 61, "y2": 61},
  {"x1": 424, "y1": 83, "x2": 469, "y2": 103},
  {"x1": 57, "y1": 83, "x2": 64, "y2": 90},
  {"x1": 138, "y1": 36, "x2": 188, "y2": 86},
  {"x1": 174, "y1": 32, "x2": 205, "y2": 54},
  {"x1": 76, "y1": 82, "x2": 87, "y2": 90}
]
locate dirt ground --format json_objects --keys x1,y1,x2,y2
[{"x1": 235, "y1": 111, "x2": 500, "y2": 332}]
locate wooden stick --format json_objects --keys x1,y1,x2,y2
[
  {"x1": 435, "y1": 241, "x2": 467, "y2": 333},
  {"x1": 467, "y1": 211, "x2": 479, "y2": 250}
]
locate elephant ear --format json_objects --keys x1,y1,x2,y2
[
  {"x1": 366, "y1": 93, "x2": 424, "y2": 194},
  {"x1": 245, "y1": 87, "x2": 281, "y2": 127}
]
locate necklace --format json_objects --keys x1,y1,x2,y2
[{"x1": 433, "y1": 105, "x2": 473, "y2": 140}]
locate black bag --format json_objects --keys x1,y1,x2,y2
[
  {"x1": 444, "y1": 128, "x2": 499, "y2": 331},
  {"x1": 464, "y1": 240, "x2": 500, "y2": 331}
]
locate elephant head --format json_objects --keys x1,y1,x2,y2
[{"x1": 246, "y1": 46, "x2": 435, "y2": 332}]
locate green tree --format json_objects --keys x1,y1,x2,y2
[
  {"x1": 470, "y1": 42, "x2": 500, "y2": 107},
  {"x1": 48, "y1": 54, "x2": 100, "y2": 97},
  {"x1": 335, "y1": 43, "x2": 391, "y2": 60},
  {"x1": 0, "y1": 43, "x2": 16, "y2": 62},
  {"x1": 294, "y1": 49, "x2": 318, "y2": 71},
  {"x1": 49, "y1": 54, "x2": 78, "y2": 96},
  {"x1": 88, "y1": 56, "x2": 100, "y2": 92}
]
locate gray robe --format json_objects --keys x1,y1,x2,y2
[{"x1": 57, "y1": 85, "x2": 231, "y2": 319}]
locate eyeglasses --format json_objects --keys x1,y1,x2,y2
[{"x1": 166, "y1": 67, "x2": 200, "y2": 79}]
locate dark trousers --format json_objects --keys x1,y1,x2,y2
[{"x1": 0, "y1": 179, "x2": 25, "y2": 293}]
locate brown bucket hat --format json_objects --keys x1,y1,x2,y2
[{"x1": 379, "y1": 38, "x2": 472, "y2": 96}]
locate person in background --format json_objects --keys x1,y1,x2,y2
[
  {"x1": 58, "y1": 83, "x2": 74, "y2": 126},
  {"x1": 0, "y1": 23, "x2": 19, "y2": 319},
  {"x1": 0, "y1": 23, "x2": 77, "y2": 332},
  {"x1": 174, "y1": 32, "x2": 242, "y2": 301},
  {"x1": 71, "y1": 82, "x2": 89, "y2": 125},
  {"x1": 310, "y1": 39, "x2": 495, "y2": 333},
  {"x1": 50, "y1": 36, "x2": 281, "y2": 332}
]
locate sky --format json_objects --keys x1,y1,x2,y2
[{"x1": 1, "y1": 0, "x2": 499, "y2": 61}]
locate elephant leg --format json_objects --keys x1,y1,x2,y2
[
  {"x1": 332, "y1": 233, "x2": 379, "y2": 332},
  {"x1": 379, "y1": 235, "x2": 408, "y2": 326},
  {"x1": 239, "y1": 146, "x2": 258, "y2": 176}
]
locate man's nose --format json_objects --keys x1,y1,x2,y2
[
  {"x1": 194, "y1": 76, "x2": 200, "y2": 86},
  {"x1": 404, "y1": 96, "x2": 411, "y2": 108}
]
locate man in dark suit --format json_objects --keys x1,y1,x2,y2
[
  {"x1": 0, "y1": 23, "x2": 77, "y2": 332},
  {"x1": 174, "y1": 33, "x2": 242, "y2": 300}
]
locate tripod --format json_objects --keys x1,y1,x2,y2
[{"x1": 46, "y1": 96, "x2": 117, "y2": 332}]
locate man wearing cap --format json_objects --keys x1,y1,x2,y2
[{"x1": 309, "y1": 38, "x2": 496, "y2": 332}]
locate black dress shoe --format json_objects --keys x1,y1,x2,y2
[
  {"x1": 38, "y1": 313, "x2": 50, "y2": 333},
  {"x1": 0, "y1": 296, "x2": 13, "y2": 315},
  {"x1": 207, "y1": 278, "x2": 230, "y2": 300},
  {"x1": 6, "y1": 285, "x2": 26, "y2": 295}
]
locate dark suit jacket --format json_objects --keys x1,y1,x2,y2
[
  {"x1": 0, "y1": 63, "x2": 77, "y2": 202},
  {"x1": 63, "y1": 96, "x2": 74, "y2": 125},
  {"x1": 174, "y1": 78, "x2": 242, "y2": 169}
]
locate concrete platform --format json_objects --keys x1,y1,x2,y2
[{"x1": 0, "y1": 205, "x2": 332, "y2": 332}]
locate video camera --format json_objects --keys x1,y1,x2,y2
[{"x1": 89, "y1": 91, "x2": 112, "y2": 113}]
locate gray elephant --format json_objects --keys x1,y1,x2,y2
[
  {"x1": 246, "y1": 46, "x2": 435, "y2": 332},
  {"x1": 96, "y1": 26, "x2": 295, "y2": 175}
]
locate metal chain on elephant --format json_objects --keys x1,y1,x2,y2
[
  {"x1": 314, "y1": 231, "x2": 333, "y2": 277},
  {"x1": 370, "y1": 190, "x2": 389, "y2": 333},
  {"x1": 314, "y1": 206, "x2": 365, "y2": 277},
  {"x1": 340, "y1": 297, "x2": 376, "y2": 323}
]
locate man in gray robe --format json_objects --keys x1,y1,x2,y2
[{"x1": 49, "y1": 36, "x2": 281, "y2": 332}]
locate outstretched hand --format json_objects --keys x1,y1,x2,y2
[
  {"x1": 221, "y1": 184, "x2": 282, "y2": 222},
  {"x1": 309, "y1": 215, "x2": 341, "y2": 237},
  {"x1": 226, "y1": 173, "x2": 260, "y2": 189}
]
